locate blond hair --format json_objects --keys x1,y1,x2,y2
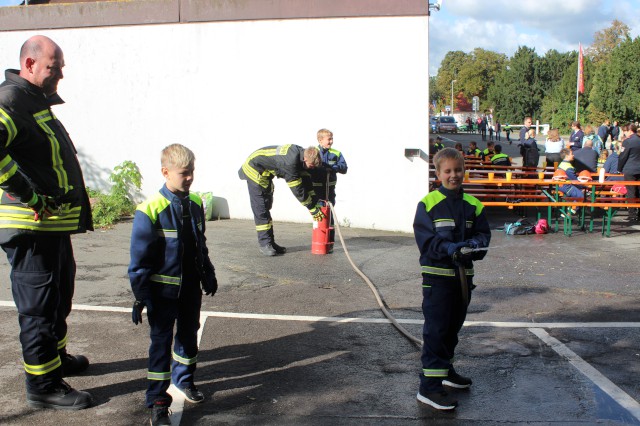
[
  {"x1": 584, "y1": 124, "x2": 594, "y2": 135},
  {"x1": 433, "y1": 147, "x2": 464, "y2": 171},
  {"x1": 547, "y1": 128, "x2": 560, "y2": 141},
  {"x1": 317, "y1": 128, "x2": 333, "y2": 141},
  {"x1": 304, "y1": 146, "x2": 321, "y2": 167},
  {"x1": 161, "y1": 143, "x2": 195, "y2": 169}
]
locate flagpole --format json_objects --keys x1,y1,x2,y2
[{"x1": 575, "y1": 43, "x2": 580, "y2": 121}]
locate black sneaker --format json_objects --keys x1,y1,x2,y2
[
  {"x1": 259, "y1": 244, "x2": 277, "y2": 256},
  {"x1": 272, "y1": 242, "x2": 287, "y2": 254},
  {"x1": 150, "y1": 400, "x2": 172, "y2": 426},
  {"x1": 442, "y1": 371, "x2": 472, "y2": 389},
  {"x1": 61, "y1": 353, "x2": 89, "y2": 376},
  {"x1": 176, "y1": 383, "x2": 205, "y2": 403},
  {"x1": 26, "y1": 380, "x2": 92, "y2": 410},
  {"x1": 416, "y1": 389, "x2": 458, "y2": 410}
]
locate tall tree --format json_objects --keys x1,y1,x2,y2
[
  {"x1": 585, "y1": 20, "x2": 631, "y2": 66},
  {"x1": 487, "y1": 46, "x2": 542, "y2": 123},
  {"x1": 589, "y1": 36, "x2": 640, "y2": 124}
]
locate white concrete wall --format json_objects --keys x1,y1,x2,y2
[{"x1": 0, "y1": 16, "x2": 429, "y2": 232}]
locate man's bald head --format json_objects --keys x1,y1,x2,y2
[{"x1": 18, "y1": 35, "x2": 64, "y2": 96}]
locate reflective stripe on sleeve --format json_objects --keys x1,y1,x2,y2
[{"x1": 150, "y1": 274, "x2": 180, "y2": 285}]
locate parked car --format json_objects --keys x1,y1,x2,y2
[
  {"x1": 430, "y1": 116, "x2": 438, "y2": 133},
  {"x1": 436, "y1": 116, "x2": 458, "y2": 133}
]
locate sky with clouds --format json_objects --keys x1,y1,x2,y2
[{"x1": 429, "y1": 0, "x2": 640, "y2": 76}]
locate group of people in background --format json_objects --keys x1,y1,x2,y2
[{"x1": 431, "y1": 115, "x2": 640, "y2": 223}]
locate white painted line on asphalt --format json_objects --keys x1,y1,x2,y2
[
  {"x1": 1, "y1": 301, "x2": 640, "y2": 328},
  {"x1": 529, "y1": 327, "x2": 640, "y2": 422}
]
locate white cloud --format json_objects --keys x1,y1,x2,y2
[{"x1": 428, "y1": 0, "x2": 638, "y2": 75}]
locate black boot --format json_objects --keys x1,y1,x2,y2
[
  {"x1": 61, "y1": 352, "x2": 89, "y2": 376},
  {"x1": 26, "y1": 380, "x2": 92, "y2": 410}
]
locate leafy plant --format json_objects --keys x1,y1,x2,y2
[{"x1": 88, "y1": 160, "x2": 143, "y2": 228}]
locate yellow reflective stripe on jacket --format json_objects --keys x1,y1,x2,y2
[
  {"x1": 421, "y1": 266, "x2": 474, "y2": 276},
  {"x1": 0, "y1": 107, "x2": 17, "y2": 146},
  {"x1": 150, "y1": 274, "x2": 180, "y2": 285},
  {"x1": 57, "y1": 333, "x2": 68, "y2": 351},
  {"x1": 0, "y1": 202, "x2": 82, "y2": 232},
  {"x1": 34, "y1": 109, "x2": 72, "y2": 194},
  {"x1": 0, "y1": 154, "x2": 18, "y2": 184},
  {"x1": 147, "y1": 371, "x2": 171, "y2": 381},
  {"x1": 137, "y1": 192, "x2": 171, "y2": 224},
  {"x1": 287, "y1": 178, "x2": 302, "y2": 188},
  {"x1": 173, "y1": 351, "x2": 198, "y2": 366},
  {"x1": 276, "y1": 144, "x2": 291, "y2": 155},
  {"x1": 24, "y1": 356, "x2": 61, "y2": 376},
  {"x1": 242, "y1": 163, "x2": 273, "y2": 188},
  {"x1": 434, "y1": 219, "x2": 455, "y2": 229}
]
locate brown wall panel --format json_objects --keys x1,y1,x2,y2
[
  {"x1": 1, "y1": 0, "x2": 427, "y2": 31},
  {"x1": 180, "y1": 0, "x2": 429, "y2": 22},
  {"x1": 0, "y1": 0, "x2": 180, "y2": 31}
]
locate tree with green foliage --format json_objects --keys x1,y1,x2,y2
[{"x1": 589, "y1": 36, "x2": 640, "y2": 124}]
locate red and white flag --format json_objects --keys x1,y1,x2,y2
[{"x1": 577, "y1": 43, "x2": 584, "y2": 94}]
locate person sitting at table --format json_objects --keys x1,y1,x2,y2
[
  {"x1": 573, "y1": 138, "x2": 598, "y2": 174},
  {"x1": 557, "y1": 148, "x2": 584, "y2": 215},
  {"x1": 454, "y1": 142, "x2": 464, "y2": 154},
  {"x1": 544, "y1": 128, "x2": 564, "y2": 168},
  {"x1": 466, "y1": 141, "x2": 481, "y2": 157},
  {"x1": 490, "y1": 144, "x2": 511, "y2": 167},
  {"x1": 481, "y1": 141, "x2": 495, "y2": 162},
  {"x1": 603, "y1": 141, "x2": 623, "y2": 181}
]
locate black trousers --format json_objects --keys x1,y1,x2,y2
[
  {"x1": 420, "y1": 275, "x2": 471, "y2": 392},
  {"x1": 2, "y1": 235, "x2": 75, "y2": 392},
  {"x1": 624, "y1": 173, "x2": 640, "y2": 218},
  {"x1": 246, "y1": 180, "x2": 275, "y2": 246}
]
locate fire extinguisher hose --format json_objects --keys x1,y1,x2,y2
[{"x1": 328, "y1": 202, "x2": 423, "y2": 347}]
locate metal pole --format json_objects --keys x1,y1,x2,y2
[{"x1": 450, "y1": 79, "x2": 456, "y2": 117}]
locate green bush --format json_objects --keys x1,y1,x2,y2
[{"x1": 87, "y1": 160, "x2": 142, "y2": 228}]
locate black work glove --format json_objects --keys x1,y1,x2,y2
[
  {"x1": 132, "y1": 300, "x2": 148, "y2": 325},
  {"x1": 203, "y1": 273, "x2": 218, "y2": 297}
]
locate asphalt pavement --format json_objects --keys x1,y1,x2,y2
[{"x1": 0, "y1": 169, "x2": 639, "y2": 425}]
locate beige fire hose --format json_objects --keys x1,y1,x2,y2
[{"x1": 327, "y1": 202, "x2": 423, "y2": 347}]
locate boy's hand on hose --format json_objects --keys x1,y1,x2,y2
[{"x1": 446, "y1": 242, "x2": 467, "y2": 258}]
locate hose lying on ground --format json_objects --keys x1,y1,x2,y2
[{"x1": 327, "y1": 202, "x2": 423, "y2": 347}]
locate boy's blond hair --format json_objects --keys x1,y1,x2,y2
[
  {"x1": 161, "y1": 143, "x2": 195, "y2": 169},
  {"x1": 433, "y1": 147, "x2": 464, "y2": 171},
  {"x1": 317, "y1": 128, "x2": 333, "y2": 141}
]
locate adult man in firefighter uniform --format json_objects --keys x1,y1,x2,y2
[
  {"x1": 0, "y1": 36, "x2": 93, "y2": 410},
  {"x1": 239, "y1": 144, "x2": 323, "y2": 256}
]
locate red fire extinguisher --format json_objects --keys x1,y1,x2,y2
[{"x1": 311, "y1": 203, "x2": 333, "y2": 255}]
